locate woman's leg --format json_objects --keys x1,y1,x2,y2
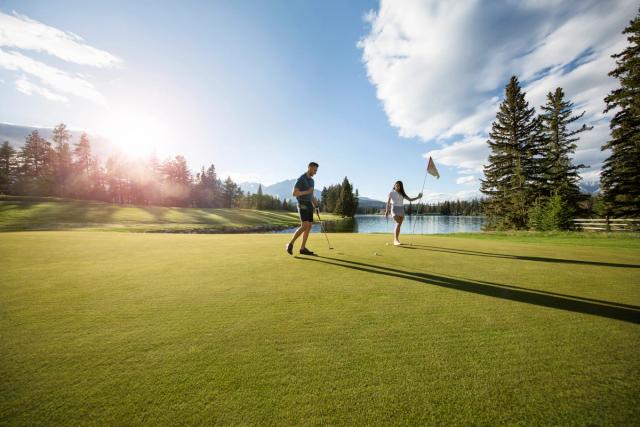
[{"x1": 394, "y1": 215, "x2": 404, "y2": 243}]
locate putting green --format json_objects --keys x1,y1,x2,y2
[{"x1": 1, "y1": 232, "x2": 639, "y2": 424}]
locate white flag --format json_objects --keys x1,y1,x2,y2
[{"x1": 427, "y1": 156, "x2": 440, "y2": 179}]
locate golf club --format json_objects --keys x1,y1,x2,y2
[{"x1": 316, "y1": 208, "x2": 334, "y2": 250}]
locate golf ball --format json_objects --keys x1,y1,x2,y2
[{"x1": 385, "y1": 243, "x2": 389, "y2": 246}]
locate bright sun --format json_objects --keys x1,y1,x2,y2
[{"x1": 98, "y1": 109, "x2": 168, "y2": 158}]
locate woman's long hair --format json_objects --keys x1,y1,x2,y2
[{"x1": 394, "y1": 180, "x2": 409, "y2": 200}]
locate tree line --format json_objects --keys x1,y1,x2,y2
[
  {"x1": 0, "y1": 125, "x2": 294, "y2": 210},
  {"x1": 357, "y1": 198, "x2": 484, "y2": 216},
  {"x1": 417, "y1": 199, "x2": 484, "y2": 216},
  {"x1": 320, "y1": 177, "x2": 359, "y2": 217},
  {"x1": 480, "y1": 10, "x2": 640, "y2": 229}
]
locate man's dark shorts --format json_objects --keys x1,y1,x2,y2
[{"x1": 297, "y1": 201, "x2": 314, "y2": 223}]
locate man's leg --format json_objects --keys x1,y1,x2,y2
[
  {"x1": 300, "y1": 221, "x2": 312, "y2": 249},
  {"x1": 289, "y1": 223, "x2": 306, "y2": 246}
]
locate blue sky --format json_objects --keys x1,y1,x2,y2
[{"x1": 0, "y1": 0, "x2": 636, "y2": 201}]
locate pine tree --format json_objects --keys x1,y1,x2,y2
[
  {"x1": 105, "y1": 155, "x2": 127, "y2": 204},
  {"x1": 52, "y1": 123, "x2": 72, "y2": 196},
  {"x1": 19, "y1": 130, "x2": 54, "y2": 195},
  {"x1": 538, "y1": 88, "x2": 591, "y2": 208},
  {"x1": 320, "y1": 187, "x2": 328, "y2": 211},
  {"x1": 192, "y1": 164, "x2": 219, "y2": 207},
  {"x1": 480, "y1": 76, "x2": 538, "y2": 229},
  {"x1": 222, "y1": 177, "x2": 242, "y2": 208},
  {"x1": 161, "y1": 155, "x2": 192, "y2": 206},
  {"x1": 335, "y1": 177, "x2": 358, "y2": 217},
  {"x1": 601, "y1": 11, "x2": 640, "y2": 217},
  {"x1": 0, "y1": 141, "x2": 17, "y2": 194},
  {"x1": 145, "y1": 153, "x2": 163, "y2": 205},
  {"x1": 73, "y1": 133, "x2": 92, "y2": 176},
  {"x1": 73, "y1": 133, "x2": 93, "y2": 198},
  {"x1": 256, "y1": 184, "x2": 264, "y2": 210},
  {"x1": 354, "y1": 189, "x2": 360, "y2": 215}
]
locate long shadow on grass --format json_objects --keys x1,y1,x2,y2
[
  {"x1": 334, "y1": 253, "x2": 640, "y2": 311},
  {"x1": 399, "y1": 244, "x2": 640, "y2": 269},
  {"x1": 295, "y1": 255, "x2": 640, "y2": 324}
]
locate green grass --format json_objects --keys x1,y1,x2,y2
[
  {"x1": 1, "y1": 231, "x2": 639, "y2": 425},
  {"x1": 0, "y1": 196, "x2": 340, "y2": 232}
]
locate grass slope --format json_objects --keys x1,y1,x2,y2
[
  {"x1": 0, "y1": 196, "x2": 339, "y2": 232},
  {"x1": 1, "y1": 232, "x2": 639, "y2": 425}
]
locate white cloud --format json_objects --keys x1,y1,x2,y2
[
  {"x1": 0, "y1": 49, "x2": 105, "y2": 103},
  {"x1": 360, "y1": 0, "x2": 636, "y2": 185},
  {"x1": 580, "y1": 169, "x2": 602, "y2": 182},
  {"x1": 425, "y1": 136, "x2": 488, "y2": 175},
  {"x1": 15, "y1": 75, "x2": 69, "y2": 102},
  {"x1": 0, "y1": 10, "x2": 120, "y2": 104},
  {"x1": 424, "y1": 189, "x2": 482, "y2": 203},
  {"x1": 0, "y1": 11, "x2": 121, "y2": 67},
  {"x1": 456, "y1": 175, "x2": 476, "y2": 185}
]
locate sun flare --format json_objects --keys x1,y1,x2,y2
[{"x1": 98, "y1": 109, "x2": 168, "y2": 158}]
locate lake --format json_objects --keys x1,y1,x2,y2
[{"x1": 277, "y1": 214, "x2": 486, "y2": 234}]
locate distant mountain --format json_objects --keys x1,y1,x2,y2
[
  {"x1": 238, "y1": 179, "x2": 320, "y2": 202},
  {"x1": 0, "y1": 123, "x2": 113, "y2": 159},
  {"x1": 238, "y1": 182, "x2": 262, "y2": 195},
  {"x1": 239, "y1": 179, "x2": 385, "y2": 207},
  {"x1": 358, "y1": 196, "x2": 386, "y2": 209},
  {"x1": 580, "y1": 180, "x2": 600, "y2": 195}
]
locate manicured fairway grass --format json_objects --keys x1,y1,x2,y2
[
  {"x1": 0, "y1": 196, "x2": 339, "y2": 232},
  {"x1": 1, "y1": 232, "x2": 639, "y2": 424}
]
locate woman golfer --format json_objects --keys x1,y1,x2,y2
[{"x1": 385, "y1": 181, "x2": 422, "y2": 246}]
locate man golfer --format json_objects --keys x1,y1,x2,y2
[{"x1": 286, "y1": 162, "x2": 318, "y2": 255}]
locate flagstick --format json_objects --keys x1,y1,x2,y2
[{"x1": 410, "y1": 170, "x2": 428, "y2": 245}]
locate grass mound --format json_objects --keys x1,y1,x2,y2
[{"x1": 0, "y1": 196, "x2": 339, "y2": 232}]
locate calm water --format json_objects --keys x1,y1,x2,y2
[{"x1": 276, "y1": 215, "x2": 486, "y2": 234}]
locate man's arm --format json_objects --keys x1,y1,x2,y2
[{"x1": 292, "y1": 187, "x2": 314, "y2": 198}]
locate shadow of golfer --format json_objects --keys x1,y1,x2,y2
[
  {"x1": 294, "y1": 255, "x2": 640, "y2": 324},
  {"x1": 398, "y1": 244, "x2": 640, "y2": 269}
]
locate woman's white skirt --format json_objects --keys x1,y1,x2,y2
[{"x1": 392, "y1": 205, "x2": 405, "y2": 217}]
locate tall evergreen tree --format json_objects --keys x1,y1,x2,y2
[
  {"x1": 105, "y1": 155, "x2": 127, "y2": 204},
  {"x1": 601, "y1": 11, "x2": 640, "y2": 217},
  {"x1": 480, "y1": 76, "x2": 538, "y2": 229},
  {"x1": 144, "y1": 152, "x2": 163, "y2": 205},
  {"x1": 222, "y1": 177, "x2": 242, "y2": 208},
  {"x1": 335, "y1": 177, "x2": 358, "y2": 217},
  {"x1": 256, "y1": 184, "x2": 264, "y2": 210},
  {"x1": 73, "y1": 133, "x2": 92, "y2": 176},
  {"x1": 320, "y1": 187, "x2": 328, "y2": 211},
  {"x1": 0, "y1": 141, "x2": 17, "y2": 194},
  {"x1": 19, "y1": 130, "x2": 53, "y2": 195},
  {"x1": 52, "y1": 123, "x2": 72, "y2": 196},
  {"x1": 538, "y1": 88, "x2": 591, "y2": 209},
  {"x1": 73, "y1": 133, "x2": 93, "y2": 197},
  {"x1": 193, "y1": 164, "x2": 220, "y2": 207},
  {"x1": 161, "y1": 155, "x2": 192, "y2": 206}
]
